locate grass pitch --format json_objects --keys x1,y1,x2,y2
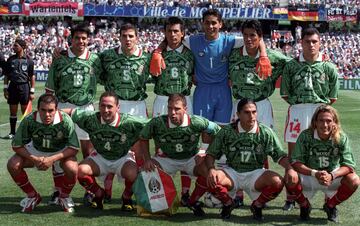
[{"x1": 0, "y1": 83, "x2": 359, "y2": 225}]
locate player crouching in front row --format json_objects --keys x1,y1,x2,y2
[
  {"x1": 288, "y1": 105, "x2": 359, "y2": 222},
  {"x1": 188, "y1": 99, "x2": 298, "y2": 220},
  {"x1": 7, "y1": 93, "x2": 79, "y2": 213}
]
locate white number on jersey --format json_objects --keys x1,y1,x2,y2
[
  {"x1": 42, "y1": 139, "x2": 51, "y2": 148},
  {"x1": 104, "y1": 141, "x2": 111, "y2": 151},
  {"x1": 304, "y1": 74, "x2": 313, "y2": 90},
  {"x1": 175, "y1": 143, "x2": 183, "y2": 152},
  {"x1": 73, "y1": 74, "x2": 83, "y2": 87},
  {"x1": 319, "y1": 156, "x2": 329, "y2": 168},
  {"x1": 246, "y1": 72, "x2": 255, "y2": 84},
  {"x1": 240, "y1": 151, "x2": 252, "y2": 162},
  {"x1": 171, "y1": 67, "x2": 179, "y2": 78},
  {"x1": 123, "y1": 70, "x2": 131, "y2": 81}
]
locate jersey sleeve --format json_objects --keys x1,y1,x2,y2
[
  {"x1": 290, "y1": 131, "x2": 307, "y2": 164},
  {"x1": 207, "y1": 129, "x2": 225, "y2": 160},
  {"x1": 233, "y1": 35, "x2": 244, "y2": 48},
  {"x1": 139, "y1": 118, "x2": 155, "y2": 140},
  {"x1": 279, "y1": 61, "x2": 293, "y2": 99},
  {"x1": 11, "y1": 115, "x2": 32, "y2": 147},
  {"x1": 265, "y1": 128, "x2": 287, "y2": 163},
  {"x1": 339, "y1": 134, "x2": 356, "y2": 169},
  {"x1": 71, "y1": 109, "x2": 92, "y2": 129},
  {"x1": 183, "y1": 36, "x2": 190, "y2": 49},
  {"x1": 63, "y1": 114, "x2": 80, "y2": 149},
  {"x1": 325, "y1": 62, "x2": 339, "y2": 101},
  {"x1": 45, "y1": 58, "x2": 58, "y2": 92},
  {"x1": 204, "y1": 121, "x2": 221, "y2": 135},
  {"x1": 269, "y1": 49, "x2": 291, "y2": 80}
]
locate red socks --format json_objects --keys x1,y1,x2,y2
[
  {"x1": 188, "y1": 176, "x2": 207, "y2": 205},
  {"x1": 327, "y1": 183, "x2": 356, "y2": 208},
  {"x1": 181, "y1": 171, "x2": 191, "y2": 195},
  {"x1": 12, "y1": 170, "x2": 37, "y2": 197},
  {"x1": 253, "y1": 185, "x2": 282, "y2": 207},
  {"x1": 122, "y1": 180, "x2": 134, "y2": 200}
]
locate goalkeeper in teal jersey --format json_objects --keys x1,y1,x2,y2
[
  {"x1": 64, "y1": 91, "x2": 148, "y2": 211},
  {"x1": 280, "y1": 28, "x2": 339, "y2": 210},
  {"x1": 99, "y1": 23, "x2": 150, "y2": 118},
  {"x1": 229, "y1": 20, "x2": 291, "y2": 128},
  {"x1": 7, "y1": 94, "x2": 79, "y2": 213},
  {"x1": 45, "y1": 23, "x2": 103, "y2": 206},
  {"x1": 191, "y1": 99, "x2": 297, "y2": 220},
  {"x1": 287, "y1": 105, "x2": 359, "y2": 222},
  {"x1": 152, "y1": 17, "x2": 194, "y2": 117}
]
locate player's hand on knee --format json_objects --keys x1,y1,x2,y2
[
  {"x1": 284, "y1": 168, "x2": 298, "y2": 185},
  {"x1": 256, "y1": 56, "x2": 272, "y2": 80},
  {"x1": 149, "y1": 50, "x2": 166, "y2": 77},
  {"x1": 207, "y1": 169, "x2": 219, "y2": 189}
]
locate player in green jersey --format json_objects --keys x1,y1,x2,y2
[
  {"x1": 287, "y1": 105, "x2": 359, "y2": 222},
  {"x1": 46, "y1": 23, "x2": 103, "y2": 206},
  {"x1": 141, "y1": 94, "x2": 220, "y2": 212},
  {"x1": 98, "y1": 23, "x2": 151, "y2": 202},
  {"x1": 280, "y1": 27, "x2": 339, "y2": 210},
  {"x1": 194, "y1": 99, "x2": 297, "y2": 220},
  {"x1": 151, "y1": 17, "x2": 195, "y2": 207},
  {"x1": 64, "y1": 91, "x2": 148, "y2": 211},
  {"x1": 7, "y1": 93, "x2": 79, "y2": 213}
]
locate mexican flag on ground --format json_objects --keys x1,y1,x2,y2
[{"x1": 133, "y1": 168, "x2": 178, "y2": 215}]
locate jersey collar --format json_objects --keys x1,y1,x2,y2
[
  {"x1": 118, "y1": 46, "x2": 141, "y2": 56},
  {"x1": 100, "y1": 112, "x2": 120, "y2": 127},
  {"x1": 314, "y1": 129, "x2": 332, "y2": 141},
  {"x1": 68, "y1": 48, "x2": 89, "y2": 60},
  {"x1": 35, "y1": 110, "x2": 62, "y2": 125},
  {"x1": 166, "y1": 44, "x2": 184, "y2": 53},
  {"x1": 168, "y1": 113, "x2": 190, "y2": 128},
  {"x1": 242, "y1": 47, "x2": 260, "y2": 59},
  {"x1": 237, "y1": 121, "x2": 259, "y2": 133},
  {"x1": 299, "y1": 52, "x2": 323, "y2": 62}
]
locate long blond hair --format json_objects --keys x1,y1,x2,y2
[{"x1": 310, "y1": 105, "x2": 341, "y2": 144}]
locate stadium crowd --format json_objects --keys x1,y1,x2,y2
[{"x1": 1, "y1": 18, "x2": 360, "y2": 77}]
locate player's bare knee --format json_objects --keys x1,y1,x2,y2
[
  {"x1": 121, "y1": 162, "x2": 138, "y2": 181},
  {"x1": 78, "y1": 164, "x2": 92, "y2": 178},
  {"x1": 344, "y1": 173, "x2": 360, "y2": 190},
  {"x1": 7, "y1": 155, "x2": 23, "y2": 172}
]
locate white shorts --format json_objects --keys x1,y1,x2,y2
[
  {"x1": 284, "y1": 103, "x2": 322, "y2": 143},
  {"x1": 88, "y1": 151, "x2": 136, "y2": 181},
  {"x1": 153, "y1": 155, "x2": 197, "y2": 177},
  {"x1": 222, "y1": 167, "x2": 266, "y2": 200},
  {"x1": 152, "y1": 95, "x2": 193, "y2": 117},
  {"x1": 231, "y1": 98, "x2": 274, "y2": 129},
  {"x1": 299, "y1": 174, "x2": 342, "y2": 200},
  {"x1": 119, "y1": 100, "x2": 148, "y2": 118},
  {"x1": 25, "y1": 141, "x2": 66, "y2": 173},
  {"x1": 58, "y1": 102, "x2": 94, "y2": 140}
]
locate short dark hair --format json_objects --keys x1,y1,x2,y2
[
  {"x1": 202, "y1": 9, "x2": 222, "y2": 22},
  {"x1": 168, "y1": 93, "x2": 187, "y2": 107},
  {"x1": 71, "y1": 23, "x2": 90, "y2": 37},
  {"x1": 237, "y1": 98, "x2": 256, "y2": 113},
  {"x1": 241, "y1": 20, "x2": 263, "y2": 37},
  {"x1": 14, "y1": 38, "x2": 27, "y2": 49},
  {"x1": 37, "y1": 93, "x2": 58, "y2": 109},
  {"x1": 120, "y1": 23, "x2": 138, "y2": 37},
  {"x1": 301, "y1": 27, "x2": 320, "y2": 40},
  {"x1": 100, "y1": 91, "x2": 119, "y2": 106},
  {"x1": 164, "y1": 16, "x2": 185, "y2": 32}
]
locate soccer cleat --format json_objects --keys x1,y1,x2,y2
[
  {"x1": 59, "y1": 197, "x2": 75, "y2": 213},
  {"x1": 282, "y1": 200, "x2": 295, "y2": 211},
  {"x1": 48, "y1": 190, "x2": 60, "y2": 205},
  {"x1": 83, "y1": 191, "x2": 94, "y2": 207},
  {"x1": 220, "y1": 202, "x2": 235, "y2": 219},
  {"x1": 104, "y1": 194, "x2": 112, "y2": 204},
  {"x1": 180, "y1": 192, "x2": 190, "y2": 207},
  {"x1": 233, "y1": 196, "x2": 244, "y2": 208},
  {"x1": 91, "y1": 195, "x2": 104, "y2": 210},
  {"x1": 2, "y1": 133, "x2": 15, "y2": 140},
  {"x1": 20, "y1": 193, "x2": 42, "y2": 212},
  {"x1": 300, "y1": 205, "x2": 312, "y2": 221},
  {"x1": 323, "y1": 204, "x2": 339, "y2": 223},
  {"x1": 121, "y1": 198, "x2": 135, "y2": 212},
  {"x1": 188, "y1": 201, "x2": 205, "y2": 217},
  {"x1": 250, "y1": 204, "x2": 264, "y2": 221}
]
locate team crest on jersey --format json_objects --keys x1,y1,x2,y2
[
  {"x1": 190, "y1": 134, "x2": 197, "y2": 142},
  {"x1": 198, "y1": 51, "x2": 205, "y2": 57},
  {"x1": 120, "y1": 133, "x2": 127, "y2": 143},
  {"x1": 319, "y1": 73, "x2": 326, "y2": 82},
  {"x1": 333, "y1": 147, "x2": 339, "y2": 156},
  {"x1": 148, "y1": 177, "x2": 161, "y2": 194},
  {"x1": 56, "y1": 131, "x2": 64, "y2": 139},
  {"x1": 137, "y1": 65, "x2": 144, "y2": 74},
  {"x1": 21, "y1": 63, "x2": 28, "y2": 72},
  {"x1": 185, "y1": 61, "x2": 190, "y2": 69},
  {"x1": 256, "y1": 144, "x2": 263, "y2": 153}
]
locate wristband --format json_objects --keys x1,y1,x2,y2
[
  {"x1": 330, "y1": 172, "x2": 336, "y2": 181},
  {"x1": 30, "y1": 88, "x2": 35, "y2": 93},
  {"x1": 311, "y1": 169, "x2": 318, "y2": 177}
]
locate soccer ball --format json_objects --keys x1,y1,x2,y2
[{"x1": 203, "y1": 192, "x2": 223, "y2": 208}]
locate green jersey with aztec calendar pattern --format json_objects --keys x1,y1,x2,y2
[
  {"x1": 140, "y1": 115, "x2": 220, "y2": 160},
  {"x1": 208, "y1": 122, "x2": 286, "y2": 173},
  {"x1": 153, "y1": 47, "x2": 194, "y2": 96},
  {"x1": 291, "y1": 129, "x2": 356, "y2": 172},
  {"x1": 229, "y1": 48, "x2": 290, "y2": 101},
  {"x1": 72, "y1": 109, "x2": 147, "y2": 160},
  {"x1": 46, "y1": 52, "x2": 102, "y2": 106},
  {"x1": 99, "y1": 48, "x2": 150, "y2": 101},
  {"x1": 12, "y1": 111, "x2": 79, "y2": 153},
  {"x1": 280, "y1": 57, "x2": 339, "y2": 105}
]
